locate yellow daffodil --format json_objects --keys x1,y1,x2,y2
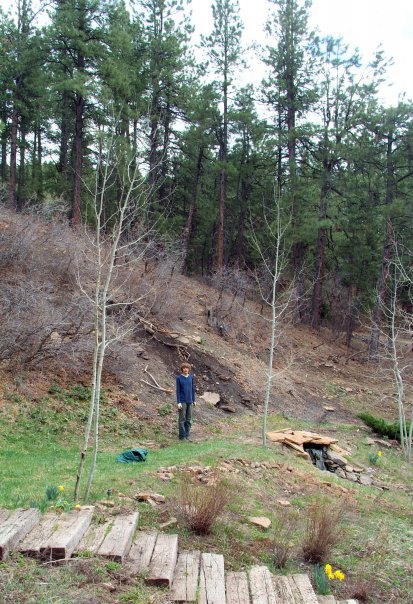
[
  {"x1": 334, "y1": 570, "x2": 345, "y2": 581},
  {"x1": 58, "y1": 485, "x2": 65, "y2": 492},
  {"x1": 74, "y1": 504, "x2": 81, "y2": 510},
  {"x1": 328, "y1": 573, "x2": 335, "y2": 580},
  {"x1": 377, "y1": 451, "x2": 382, "y2": 457},
  {"x1": 325, "y1": 564, "x2": 332, "y2": 574}
]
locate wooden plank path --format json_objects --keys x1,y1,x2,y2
[
  {"x1": 0, "y1": 508, "x2": 41, "y2": 560},
  {"x1": 97, "y1": 511, "x2": 139, "y2": 562},
  {"x1": 0, "y1": 508, "x2": 357, "y2": 604},
  {"x1": 170, "y1": 550, "x2": 201, "y2": 602},
  {"x1": 199, "y1": 552, "x2": 226, "y2": 604},
  {"x1": 226, "y1": 571, "x2": 250, "y2": 604},
  {"x1": 146, "y1": 533, "x2": 178, "y2": 587}
]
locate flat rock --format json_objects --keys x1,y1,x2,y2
[
  {"x1": 326, "y1": 451, "x2": 347, "y2": 467},
  {"x1": 276, "y1": 499, "x2": 291, "y2": 507},
  {"x1": 201, "y1": 392, "x2": 220, "y2": 406},
  {"x1": 248, "y1": 516, "x2": 271, "y2": 529},
  {"x1": 136, "y1": 492, "x2": 166, "y2": 504}
]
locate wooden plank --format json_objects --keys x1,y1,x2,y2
[
  {"x1": 97, "y1": 511, "x2": 139, "y2": 562},
  {"x1": 170, "y1": 550, "x2": 201, "y2": 602},
  {"x1": 125, "y1": 531, "x2": 157, "y2": 575},
  {"x1": 337, "y1": 601, "x2": 358, "y2": 604},
  {"x1": 249, "y1": 566, "x2": 276, "y2": 604},
  {"x1": 226, "y1": 571, "x2": 250, "y2": 604},
  {"x1": 146, "y1": 533, "x2": 178, "y2": 587},
  {"x1": 0, "y1": 510, "x2": 10, "y2": 524},
  {"x1": 41, "y1": 507, "x2": 94, "y2": 561},
  {"x1": 289, "y1": 574, "x2": 319, "y2": 604},
  {"x1": 272, "y1": 574, "x2": 296, "y2": 603},
  {"x1": 317, "y1": 596, "x2": 337, "y2": 603},
  {"x1": 199, "y1": 553, "x2": 226, "y2": 604},
  {"x1": 19, "y1": 513, "x2": 60, "y2": 558},
  {"x1": 0, "y1": 508, "x2": 41, "y2": 560},
  {"x1": 74, "y1": 519, "x2": 112, "y2": 556}
]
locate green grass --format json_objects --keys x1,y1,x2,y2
[{"x1": 0, "y1": 386, "x2": 413, "y2": 602}]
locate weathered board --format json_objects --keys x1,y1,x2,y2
[
  {"x1": 249, "y1": 566, "x2": 277, "y2": 604},
  {"x1": 74, "y1": 519, "x2": 112, "y2": 556},
  {"x1": 272, "y1": 574, "x2": 296, "y2": 603},
  {"x1": 198, "y1": 553, "x2": 226, "y2": 604},
  {"x1": 125, "y1": 531, "x2": 157, "y2": 575},
  {"x1": 40, "y1": 507, "x2": 94, "y2": 561},
  {"x1": 97, "y1": 511, "x2": 139, "y2": 562},
  {"x1": 317, "y1": 596, "x2": 337, "y2": 604},
  {"x1": 337, "y1": 601, "x2": 359, "y2": 604},
  {"x1": 0, "y1": 508, "x2": 41, "y2": 560},
  {"x1": 146, "y1": 533, "x2": 178, "y2": 587},
  {"x1": 289, "y1": 574, "x2": 319, "y2": 604},
  {"x1": 170, "y1": 550, "x2": 201, "y2": 602},
  {"x1": 0, "y1": 510, "x2": 10, "y2": 524},
  {"x1": 226, "y1": 571, "x2": 250, "y2": 604},
  {"x1": 19, "y1": 513, "x2": 60, "y2": 558}
]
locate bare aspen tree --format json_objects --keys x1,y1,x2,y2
[
  {"x1": 250, "y1": 193, "x2": 292, "y2": 447},
  {"x1": 74, "y1": 126, "x2": 160, "y2": 502},
  {"x1": 385, "y1": 252, "x2": 413, "y2": 462}
]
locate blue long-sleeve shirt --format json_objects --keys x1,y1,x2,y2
[{"x1": 176, "y1": 374, "x2": 195, "y2": 404}]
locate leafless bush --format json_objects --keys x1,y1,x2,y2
[
  {"x1": 271, "y1": 507, "x2": 300, "y2": 569},
  {"x1": 0, "y1": 211, "x2": 92, "y2": 367},
  {"x1": 301, "y1": 498, "x2": 344, "y2": 564},
  {"x1": 173, "y1": 473, "x2": 232, "y2": 535}
]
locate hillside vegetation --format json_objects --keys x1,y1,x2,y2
[{"x1": 0, "y1": 209, "x2": 412, "y2": 603}]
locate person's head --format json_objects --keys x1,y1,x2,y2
[{"x1": 180, "y1": 362, "x2": 191, "y2": 375}]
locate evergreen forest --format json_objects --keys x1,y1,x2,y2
[{"x1": 1, "y1": 0, "x2": 412, "y2": 344}]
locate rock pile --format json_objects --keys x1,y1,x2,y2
[{"x1": 322, "y1": 449, "x2": 373, "y2": 485}]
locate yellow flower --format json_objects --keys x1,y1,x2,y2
[
  {"x1": 325, "y1": 564, "x2": 332, "y2": 575},
  {"x1": 74, "y1": 504, "x2": 81, "y2": 510},
  {"x1": 334, "y1": 570, "x2": 345, "y2": 581},
  {"x1": 328, "y1": 573, "x2": 335, "y2": 580},
  {"x1": 377, "y1": 451, "x2": 382, "y2": 457},
  {"x1": 58, "y1": 485, "x2": 65, "y2": 492}
]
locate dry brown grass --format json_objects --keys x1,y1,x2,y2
[
  {"x1": 173, "y1": 473, "x2": 232, "y2": 535},
  {"x1": 301, "y1": 497, "x2": 344, "y2": 564}
]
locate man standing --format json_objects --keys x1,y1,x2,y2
[{"x1": 176, "y1": 362, "x2": 196, "y2": 440}]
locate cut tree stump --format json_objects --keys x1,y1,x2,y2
[
  {"x1": 249, "y1": 566, "x2": 277, "y2": 604},
  {"x1": 19, "y1": 513, "x2": 60, "y2": 558},
  {"x1": 97, "y1": 511, "x2": 139, "y2": 562},
  {"x1": 272, "y1": 574, "x2": 297, "y2": 603},
  {"x1": 74, "y1": 519, "x2": 112, "y2": 556},
  {"x1": 288, "y1": 573, "x2": 319, "y2": 604},
  {"x1": 170, "y1": 550, "x2": 201, "y2": 602},
  {"x1": 146, "y1": 533, "x2": 178, "y2": 587},
  {"x1": 40, "y1": 507, "x2": 94, "y2": 561},
  {"x1": 226, "y1": 571, "x2": 250, "y2": 604},
  {"x1": 199, "y1": 553, "x2": 226, "y2": 604},
  {"x1": 0, "y1": 508, "x2": 41, "y2": 560},
  {"x1": 125, "y1": 531, "x2": 157, "y2": 575}
]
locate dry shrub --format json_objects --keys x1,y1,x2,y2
[
  {"x1": 301, "y1": 498, "x2": 344, "y2": 564},
  {"x1": 174, "y1": 473, "x2": 232, "y2": 535},
  {"x1": 272, "y1": 508, "x2": 300, "y2": 569}
]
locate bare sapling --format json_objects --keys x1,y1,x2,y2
[
  {"x1": 384, "y1": 250, "x2": 413, "y2": 462},
  {"x1": 250, "y1": 192, "x2": 292, "y2": 447},
  {"x1": 74, "y1": 125, "x2": 162, "y2": 502}
]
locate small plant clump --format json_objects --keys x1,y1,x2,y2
[
  {"x1": 30, "y1": 484, "x2": 74, "y2": 513},
  {"x1": 313, "y1": 563, "x2": 345, "y2": 595},
  {"x1": 368, "y1": 450, "x2": 383, "y2": 465},
  {"x1": 301, "y1": 498, "x2": 343, "y2": 564},
  {"x1": 174, "y1": 473, "x2": 232, "y2": 535},
  {"x1": 271, "y1": 508, "x2": 299, "y2": 569}
]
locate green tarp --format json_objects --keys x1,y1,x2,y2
[{"x1": 116, "y1": 448, "x2": 148, "y2": 463}]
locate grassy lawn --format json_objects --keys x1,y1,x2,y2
[{"x1": 0, "y1": 388, "x2": 412, "y2": 603}]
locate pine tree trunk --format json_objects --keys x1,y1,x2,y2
[
  {"x1": 72, "y1": 94, "x2": 84, "y2": 226},
  {"x1": 1, "y1": 107, "x2": 7, "y2": 183},
  {"x1": 8, "y1": 104, "x2": 18, "y2": 208},
  {"x1": 182, "y1": 144, "x2": 204, "y2": 273},
  {"x1": 16, "y1": 125, "x2": 26, "y2": 211},
  {"x1": 311, "y1": 169, "x2": 329, "y2": 329}
]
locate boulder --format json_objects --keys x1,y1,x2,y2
[
  {"x1": 200, "y1": 392, "x2": 220, "y2": 406},
  {"x1": 326, "y1": 451, "x2": 347, "y2": 467}
]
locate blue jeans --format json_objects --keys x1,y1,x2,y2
[{"x1": 178, "y1": 403, "x2": 193, "y2": 439}]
